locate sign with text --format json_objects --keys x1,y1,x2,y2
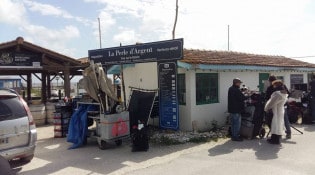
[
  {"x1": 89, "y1": 38, "x2": 183, "y2": 65},
  {"x1": 0, "y1": 52, "x2": 41, "y2": 67},
  {"x1": 290, "y1": 74, "x2": 304, "y2": 84},
  {"x1": 158, "y1": 62, "x2": 179, "y2": 130}
]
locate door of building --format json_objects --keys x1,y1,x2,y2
[{"x1": 259, "y1": 73, "x2": 270, "y2": 93}]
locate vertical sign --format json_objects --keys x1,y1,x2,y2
[{"x1": 158, "y1": 62, "x2": 179, "y2": 130}]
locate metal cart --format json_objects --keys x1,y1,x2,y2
[{"x1": 76, "y1": 102, "x2": 130, "y2": 149}]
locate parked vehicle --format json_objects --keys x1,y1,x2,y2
[
  {"x1": 0, "y1": 89, "x2": 37, "y2": 163},
  {"x1": 51, "y1": 89, "x2": 58, "y2": 97}
]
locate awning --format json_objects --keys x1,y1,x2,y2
[
  {"x1": 107, "y1": 64, "x2": 135, "y2": 74},
  {"x1": 107, "y1": 62, "x2": 191, "y2": 74}
]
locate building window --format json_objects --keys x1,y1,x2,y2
[
  {"x1": 276, "y1": 76, "x2": 284, "y2": 82},
  {"x1": 290, "y1": 74, "x2": 307, "y2": 91},
  {"x1": 177, "y1": 74, "x2": 186, "y2": 105},
  {"x1": 196, "y1": 73, "x2": 219, "y2": 105}
]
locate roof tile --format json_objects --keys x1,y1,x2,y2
[{"x1": 182, "y1": 49, "x2": 315, "y2": 68}]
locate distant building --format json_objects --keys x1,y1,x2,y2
[{"x1": 0, "y1": 76, "x2": 22, "y2": 93}]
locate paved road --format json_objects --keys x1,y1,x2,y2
[{"x1": 13, "y1": 125, "x2": 315, "y2": 175}]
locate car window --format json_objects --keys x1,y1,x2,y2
[{"x1": 0, "y1": 96, "x2": 27, "y2": 121}]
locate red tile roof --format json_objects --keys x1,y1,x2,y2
[
  {"x1": 182, "y1": 49, "x2": 315, "y2": 68},
  {"x1": 78, "y1": 57, "x2": 89, "y2": 63}
]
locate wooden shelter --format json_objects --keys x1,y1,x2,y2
[{"x1": 0, "y1": 37, "x2": 88, "y2": 103}]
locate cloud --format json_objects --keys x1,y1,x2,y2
[
  {"x1": 21, "y1": 25, "x2": 80, "y2": 56},
  {"x1": 90, "y1": 10, "x2": 116, "y2": 43},
  {"x1": 3, "y1": 0, "x2": 315, "y2": 63},
  {"x1": 0, "y1": 0, "x2": 81, "y2": 57},
  {"x1": 98, "y1": 10, "x2": 116, "y2": 30},
  {"x1": 85, "y1": 0, "x2": 315, "y2": 62},
  {"x1": 0, "y1": 0, "x2": 27, "y2": 25},
  {"x1": 84, "y1": 0, "x2": 148, "y2": 17},
  {"x1": 174, "y1": 0, "x2": 314, "y2": 56},
  {"x1": 23, "y1": 0, "x2": 92, "y2": 26},
  {"x1": 85, "y1": 0, "x2": 176, "y2": 44},
  {"x1": 23, "y1": 25, "x2": 80, "y2": 41},
  {"x1": 23, "y1": 0, "x2": 71, "y2": 17},
  {"x1": 113, "y1": 29, "x2": 138, "y2": 44}
]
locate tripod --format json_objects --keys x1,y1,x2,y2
[
  {"x1": 266, "y1": 124, "x2": 303, "y2": 138},
  {"x1": 290, "y1": 124, "x2": 303, "y2": 134}
]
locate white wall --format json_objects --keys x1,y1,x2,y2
[
  {"x1": 123, "y1": 62, "x2": 158, "y2": 104},
  {"x1": 178, "y1": 69, "x2": 193, "y2": 130},
  {"x1": 182, "y1": 70, "x2": 309, "y2": 131},
  {"x1": 122, "y1": 63, "x2": 310, "y2": 131}
]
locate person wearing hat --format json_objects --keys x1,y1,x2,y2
[
  {"x1": 264, "y1": 80, "x2": 288, "y2": 144},
  {"x1": 265, "y1": 75, "x2": 291, "y2": 139},
  {"x1": 265, "y1": 75, "x2": 277, "y2": 101},
  {"x1": 228, "y1": 78, "x2": 246, "y2": 141}
]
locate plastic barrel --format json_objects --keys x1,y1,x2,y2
[
  {"x1": 29, "y1": 104, "x2": 46, "y2": 126},
  {"x1": 46, "y1": 102, "x2": 56, "y2": 124}
]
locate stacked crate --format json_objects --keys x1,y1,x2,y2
[{"x1": 54, "y1": 105, "x2": 72, "y2": 138}]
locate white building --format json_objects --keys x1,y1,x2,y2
[{"x1": 109, "y1": 50, "x2": 315, "y2": 131}]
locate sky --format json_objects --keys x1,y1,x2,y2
[{"x1": 1, "y1": 0, "x2": 315, "y2": 63}]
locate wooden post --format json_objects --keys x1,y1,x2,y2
[
  {"x1": 41, "y1": 73, "x2": 47, "y2": 103},
  {"x1": 27, "y1": 73, "x2": 32, "y2": 103},
  {"x1": 47, "y1": 74, "x2": 51, "y2": 98},
  {"x1": 64, "y1": 63, "x2": 71, "y2": 98},
  {"x1": 172, "y1": 0, "x2": 179, "y2": 39}
]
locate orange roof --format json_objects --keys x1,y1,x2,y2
[{"x1": 182, "y1": 49, "x2": 315, "y2": 68}]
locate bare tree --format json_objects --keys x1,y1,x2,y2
[{"x1": 172, "y1": 0, "x2": 179, "y2": 39}]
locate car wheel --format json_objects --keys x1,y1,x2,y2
[{"x1": 20, "y1": 154, "x2": 34, "y2": 163}]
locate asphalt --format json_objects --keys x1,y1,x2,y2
[{"x1": 12, "y1": 124, "x2": 315, "y2": 175}]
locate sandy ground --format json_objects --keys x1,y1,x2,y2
[{"x1": 11, "y1": 124, "x2": 315, "y2": 175}]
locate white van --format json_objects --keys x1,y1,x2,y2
[{"x1": 0, "y1": 89, "x2": 37, "y2": 163}]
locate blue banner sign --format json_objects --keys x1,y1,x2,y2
[
  {"x1": 158, "y1": 62, "x2": 179, "y2": 130},
  {"x1": 89, "y1": 38, "x2": 183, "y2": 65}
]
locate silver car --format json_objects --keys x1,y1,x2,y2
[{"x1": 0, "y1": 89, "x2": 37, "y2": 163}]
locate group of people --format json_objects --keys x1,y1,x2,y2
[{"x1": 228, "y1": 76, "x2": 300, "y2": 144}]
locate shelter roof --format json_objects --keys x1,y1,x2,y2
[{"x1": 0, "y1": 37, "x2": 88, "y2": 75}]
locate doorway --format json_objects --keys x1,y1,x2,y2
[{"x1": 259, "y1": 73, "x2": 270, "y2": 93}]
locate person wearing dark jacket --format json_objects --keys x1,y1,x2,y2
[
  {"x1": 309, "y1": 75, "x2": 315, "y2": 123},
  {"x1": 228, "y1": 78, "x2": 246, "y2": 141}
]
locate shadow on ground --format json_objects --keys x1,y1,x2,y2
[
  {"x1": 11, "y1": 125, "x2": 202, "y2": 175},
  {"x1": 208, "y1": 124, "x2": 313, "y2": 160},
  {"x1": 208, "y1": 137, "x2": 286, "y2": 160}
]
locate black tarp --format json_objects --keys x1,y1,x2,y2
[{"x1": 128, "y1": 90, "x2": 157, "y2": 132}]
